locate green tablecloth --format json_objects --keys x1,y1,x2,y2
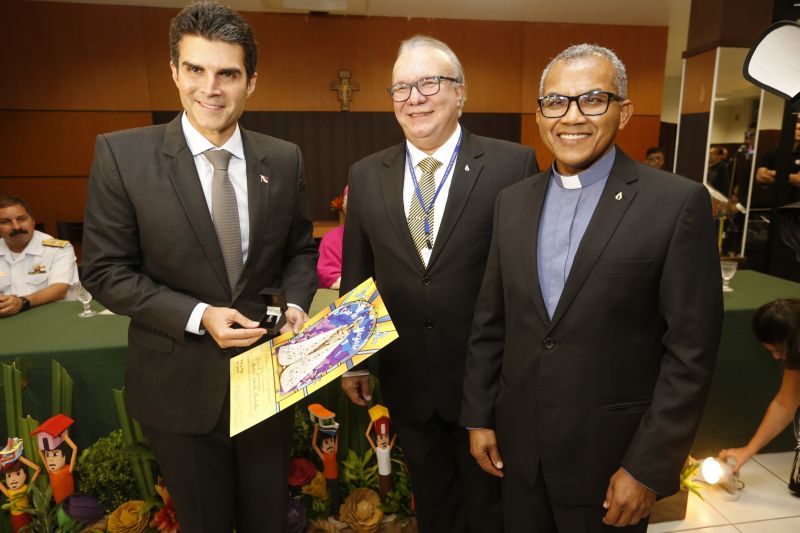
[
  {"x1": 2, "y1": 277, "x2": 797, "y2": 458},
  {"x1": 692, "y1": 270, "x2": 800, "y2": 456},
  {"x1": 0, "y1": 291, "x2": 340, "y2": 452},
  {"x1": 0, "y1": 300, "x2": 129, "y2": 452}
]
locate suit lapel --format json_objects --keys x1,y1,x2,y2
[
  {"x1": 236, "y1": 130, "x2": 272, "y2": 300},
  {"x1": 162, "y1": 117, "x2": 230, "y2": 294},
  {"x1": 380, "y1": 144, "x2": 426, "y2": 273},
  {"x1": 523, "y1": 172, "x2": 551, "y2": 326},
  {"x1": 427, "y1": 130, "x2": 482, "y2": 270},
  {"x1": 548, "y1": 151, "x2": 639, "y2": 329}
]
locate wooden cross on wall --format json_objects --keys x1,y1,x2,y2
[{"x1": 330, "y1": 69, "x2": 360, "y2": 111}]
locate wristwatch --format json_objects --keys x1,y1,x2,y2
[{"x1": 19, "y1": 296, "x2": 31, "y2": 312}]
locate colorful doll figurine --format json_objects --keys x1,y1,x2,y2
[
  {"x1": 0, "y1": 438, "x2": 42, "y2": 533},
  {"x1": 31, "y1": 414, "x2": 78, "y2": 504},
  {"x1": 366, "y1": 405, "x2": 397, "y2": 500},
  {"x1": 309, "y1": 404, "x2": 341, "y2": 516}
]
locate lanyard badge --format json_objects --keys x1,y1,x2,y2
[{"x1": 406, "y1": 130, "x2": 463, "y2": 248}]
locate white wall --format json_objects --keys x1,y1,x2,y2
[
  {"x1": 710, "y1": 97, "x2": 758, "y2": 143},
  {"x1": 661, "y1": 75, "x2": 682, "y2": 123},
  {"x1": 759, "y1": 91, "x2": 786, "y2": 131}
]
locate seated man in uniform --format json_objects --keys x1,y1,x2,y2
[{"x1": 0, "y1": 195, "x2": 78, "y2": 317}]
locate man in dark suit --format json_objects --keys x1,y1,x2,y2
[
  {"x1": 462, "y1": 44, "x2": 723, "y2": 532},
  {"x1": 81, "y1": 3, "x2": 317, "y2": 531},
  {"x1": 340, "y1": 35, "x2": 537, "y2": 532}
]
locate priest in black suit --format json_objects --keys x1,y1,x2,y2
[
  {"x1": 340, "y1": 35, "x2": 537, "y2": 532},
  {"x1": 462, "y1": 44, "x2": 723, "y2": 532},
  {"x1": 81, "y1": 4, "x2": 317, "y2": 531}
]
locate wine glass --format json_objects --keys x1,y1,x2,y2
[
  {"x1": 73, "y1": 282, "x2": 97, "y2": 317},
  {"x1": 720, "y1": 260, "x2": 738, "y2": 292}
]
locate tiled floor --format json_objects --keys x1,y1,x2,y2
[{"x1": 648, "y1": 452, "x2": 800, "y2": 532}]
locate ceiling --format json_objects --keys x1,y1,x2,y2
[{"x1": 31, "y1": 0, "x2": 692, "y2": 76}]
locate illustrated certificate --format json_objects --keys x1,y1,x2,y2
[{"x1": 229, "y1": 278, "x2": 397, "y2": 436}]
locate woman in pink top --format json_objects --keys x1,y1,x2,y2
[{"x1": 317, "y1": 187, "x2": 348, "y2": 289}]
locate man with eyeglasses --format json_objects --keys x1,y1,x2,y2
[
  {"x1": 461, "y1": 44, "x2": 723, "y2": 532},
  {"x1": 340, "y1": 35, "x2": 537, "y2": 532}
]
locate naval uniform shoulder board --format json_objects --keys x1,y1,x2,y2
[{"x1": 41, "y1": 239, "x2": 69, "y2": 248}]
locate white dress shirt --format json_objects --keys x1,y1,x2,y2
[
  {"x1": 181, "y1": 114, "x2": 302, "y2": 334},
  {"x1": 182, "y1": 114, "x2": 249, "y2": 334},
  {"x1": 403, "y1": 124, "x2": 462, "y2": 267}
]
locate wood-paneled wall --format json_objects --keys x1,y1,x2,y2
[
  {"x1": 686, "y1": 0, "x2": 773, "y2": 56},
  {"x1": 1, "y1": 1, "x2": 668, "y2": 236},
  {"x1": 681, "y1": 50, "x2": 717, "y2": 115},
  {"x1": 0, "y1": 111, "x2": 153, "y2": 235}
]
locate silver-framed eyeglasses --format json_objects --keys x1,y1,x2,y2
[
  {"x1": 538, "y1": 90, "x2": 624, "y2": 118},
  {"x1": 387, "y1": 76, "x2": 460, "y2": 102}
]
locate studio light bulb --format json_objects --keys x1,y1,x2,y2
[
  {"x1": 699, "y1": 457, "x2": 741, "y2": 499},
  {"x1": 701, "y1": 457, "x2": 723, "y2": 484}
]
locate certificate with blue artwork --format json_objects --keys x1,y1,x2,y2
[{"x1": 229, "y1": 278, "x2": 397, "y2": 436}]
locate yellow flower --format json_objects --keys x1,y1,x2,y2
[
  {"x1": 339, "y1": 488, "x2": 383, "y2": 533},
  {"x1": 301, "y1": 471, "x2": 329, "y2": 500},
  {"x1": 107, "y1": 500, "x2": 148, "y2": 533},
  {"x1": 307, "y1": 518, "x2": 337, "y2": 533}
]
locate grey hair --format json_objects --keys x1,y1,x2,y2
[
  {"x1": 397, "y1": 35, "x2": 465, "y2": 84},
  {"x1": 539, "y1": 44, "x2": 628, "y2": 99},
  {"x1": 396, "y1": 35, "x2": 467, "y2": 111}
]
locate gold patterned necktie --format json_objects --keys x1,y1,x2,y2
[
  {"x1": 204, "y1": 149, "x2": 243, "y2": 289},
  {"x1": 408, "y1": 156, "x2": 442, "y2": 261}
]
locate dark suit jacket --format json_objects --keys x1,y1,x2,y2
[
  {"x1": 82, "y1": 116, "x2": 318, "y2": 435},
  {"x1": 341, "y1": 128, "x2": 537, "y2": 423},
  {"x1": 461, "y1": 149, "x2": 723, "y2": 504}
]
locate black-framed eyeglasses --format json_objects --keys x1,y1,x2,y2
[
  {"x1": 537, "y1": 90, "x2": 624, "y2": 118},
  {"x1": 387, "y1": 76, "x2": 460, "y2": 102}
]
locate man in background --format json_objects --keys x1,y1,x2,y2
[
  {"x1": 340, "y1": 35, "x2": 537, "y2": 532},
  {"x1": 0, "y1": 195, "x2": 77, "y2": 317},
  {"x1": 81, "y1": 3, "x2": 317, "y2": 531},
  {"x1": 708, "y1": 145, "x2": 733, "y2": 195},
  {"x1": 643, "y1": 146, "x2": 665, "y2": 169},
  {"x1": 463, "y1": 44, "x2": 722, "y2": 532}
]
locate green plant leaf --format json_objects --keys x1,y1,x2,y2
[{"x1": 74, "y1": 429, "x2": 141, "y2": 512}]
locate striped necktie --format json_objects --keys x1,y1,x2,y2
[
  {"x1": 408, "y1": 156, "x2": 442, "y2": 261},
  {"x1": 204, "y1": 149, "x2": 243, "y2": 289}
]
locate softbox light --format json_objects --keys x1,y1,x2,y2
[{"x1": 743, "y1": 21, "x2": 800, "y2": 108}]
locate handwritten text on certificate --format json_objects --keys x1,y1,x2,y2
[{"x1": 230, "y1": 343, "x2": 278, "y2": 436}]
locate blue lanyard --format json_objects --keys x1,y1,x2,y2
[{"x1": 406, "y1": 130, "x2": 463, "y2": 245}]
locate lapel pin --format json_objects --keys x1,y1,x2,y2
[
  {"x1": 260, "y1": 175, "x2": 269, "y2": 184},
  {"x1": 614, "y1": 192, "x2": 623, "y2": 201},
  {"x1": 465, "y1": 164, "x2": 470, "y2": 172}
]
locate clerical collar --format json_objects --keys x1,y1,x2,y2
[
  {"x1": 181, "y1": 112, "x2": 245, "y2": 160},
  {"x1": 551, "y1": 146, "x2": 617, "y2": 189}
]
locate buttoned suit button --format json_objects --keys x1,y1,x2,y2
[
  {"x1": 422, "y1": 277, "x2": 431, "y2": 286},
  {"x1": 424, "y1": 320, "x2": 434, "y2": 329},
  {"x1": 543, "y1": 337, "x2": 555, "y2": 349}
]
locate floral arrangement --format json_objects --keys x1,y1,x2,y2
[
  {"x1": 283, "y1": 405, "x2": 415, "y2": 532},
  {"x1": 330, "y1": 195, "x2": 345, "y2": 214},
  {"x1": 74, "y1": 429, "x2": 139, "y2": 512},
  {"x1": 339, "y1": 488, "x2": 383, "y2": 533},
  {"x1": 1, "y1": 361, "x2": 417, "y2": 532},
  {"x1": 107, "y1": 500, "x2": 148, "y2": 533},
  {"x1": 288, "y1": 457, "x2": 318, "y2": 488},
  {"x1": 286, "y1": 497, "x2": 307, "y2": 533},
  {"x1": 149, "y1": 482, "x2": 179, "y2": 533}
]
